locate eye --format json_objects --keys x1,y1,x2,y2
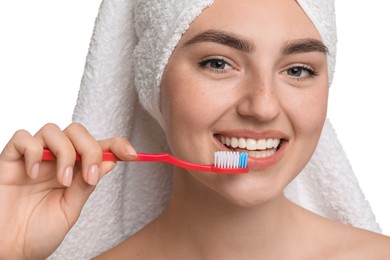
[
  {"x1": 199, "y1": 57, "x2": 233, "y2": 73},
  {"x1": 285, "y1": 65, "x2": 318, "y2": 80}
]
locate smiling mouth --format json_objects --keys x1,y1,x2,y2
[{"x1": 216, "y1": 135, "x2": 284, "y2": 158}]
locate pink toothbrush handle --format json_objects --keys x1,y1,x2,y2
[
  {"x1": 42, "y1": 149, "x2": 119, "y2": 161},
  {"x1": 136, "y1": 153, "x2": 247, "y2": 173},
  {"x1": 42, "y1": 149, "x2": 247, "y2": 174},
  {"x1": 135, "y1": 153, "x2": 213, "y2": 172}
]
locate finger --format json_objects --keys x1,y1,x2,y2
[
  {"x1": 60, "y1": 136, "x2": 136, "y2": 218},
  {"x1": 99, "y1": 137, "x2": 137, "y2": 162},
  {"x1": 1, "y1": 129, "x2": 43, "y2": 179},
  {"x1": 63, "y1": 123, "x2": 103, "y2": 186},
  {"x1": 34, "y1": 123, "x2": 77, "y2": 186},
  {"x1": 61, "y1": 160, "x2": 116, "y2": 224}
]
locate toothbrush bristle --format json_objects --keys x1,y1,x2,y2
[{"x1": 214, "y1": 151, "x2": 248, "y2": 169}]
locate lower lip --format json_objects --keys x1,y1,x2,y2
[{"x1": 247, "y1": 142, "x2": 286, "y2": 171}]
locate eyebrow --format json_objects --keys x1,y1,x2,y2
[
  {"x1": 282, "y1": 39, "x2": 329, "y2": 55},
  {"x1": 183, "y1": 30, "x2": 328, "y2": 55},
  {"x1": 183, "y1": 29, "x2": 255, "y2": 53}
]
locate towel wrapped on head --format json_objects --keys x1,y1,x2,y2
[{"x1": 50, "y1": 0, "x2": 380, "y2": 258}]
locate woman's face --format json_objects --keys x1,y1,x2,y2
[{"x1": 160, "y1": 0, "x2": 329, "y2": 206}]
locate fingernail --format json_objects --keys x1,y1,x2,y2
[
  {"x1": 125, "y1": 144, "x2": 137, "y2": 158},
  {"x1": 30, "y1": 162, "x2": 40, "y2": 179},
  {"x1": 87, "y1": 164, "x2": 99, "y2": 186},
  {"x1": 62, "y1": 166, "x2": 73, "y2": 187}
]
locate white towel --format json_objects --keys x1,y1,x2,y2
[{"x1": 50, "y1": 0, "x2": 380, "y2": 259}]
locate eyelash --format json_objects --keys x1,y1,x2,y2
[
  {"x1": 285, "y1": 65, "x2": 319, "y2": 81},
  {"x1": 198, "y1": 57, "x2": 233, "y2": 74},
  {"x1": 198, "y1": 58, "x2": 318, "y2": 81}
]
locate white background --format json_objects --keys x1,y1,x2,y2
[{"x1": 0, "y1": 1, "x2": 389, "y2": 235}]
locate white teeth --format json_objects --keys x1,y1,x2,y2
[
  {"x1": 226, "y1": 137, "x2": 231, "y2": 146},
  {"x1": 220, "y1": 136, "x2": 281, "y2": 151},
  {"x1": 257, "y1": 139, "x2": 267, "y2": 150},
  {"x1": 231, "y1": 137, "x2": 239, "y2": 148},
  {"x1": 248, "y1": 150, "x2": 276, "y2": 158},
  {"x1": 238, "y1": 138, "x2": 246, "y2": 149},
  {"x1": 246, "y1": 138, "x2": 257, "y2": 150}
]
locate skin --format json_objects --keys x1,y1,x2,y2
[
  {"x1": 159, "y1": 0, "x2": 329, "y2": 208},
  {"x1": 0, "y1": 123, "x2": 136, "y2": 258},
  {"x1": 0, "y1": 0, "x2": 389, "y2": 259},
  {"x1": 99, "y1": 0, "x2": 390, "y2": 259}
]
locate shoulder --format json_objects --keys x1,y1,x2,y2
[
  {"x1": 301, "y1": 209, "x2": 390, "y2": 259},
  {"x1": 349, "y1": 228, "x2": 390, "y2": 259},
  {"x1": 329, "y1": 224, "x2": 390, "y2": 259}
]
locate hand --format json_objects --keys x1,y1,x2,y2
[{"x1": 0, "y1": 123, "x2": 136, "y2": 259}]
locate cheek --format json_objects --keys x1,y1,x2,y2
[
  {"x1": 161, "y1": 80, "x2": 208, "y2": 133},
  {"x1": 160, "y1": 74, "x2": 215, "y2": 159},
  {"x1": 274, "y1": 85, "x2": 329, "y2": 185},
  {"x1": 306, "y1": 89, "x2": 328, "y2": 134},
  {"x1": 283, "y1": 84, "x2": 329, "y2": 141}
]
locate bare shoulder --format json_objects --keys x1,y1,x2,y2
[
  {"x1": 330, "y1": 223, "x2": 390, "y2": 259},
  {"x1": 350, "y1": 228, "x2": 390, "y2": 258},
  {"x1": 301, "y1": 208, "x2": 390, "y2": 259}
]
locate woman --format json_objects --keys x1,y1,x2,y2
[{"x1": 1, "y1": 0, "x2": 389, "y2": 259}]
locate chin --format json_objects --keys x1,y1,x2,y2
[{"x1": 213, "y1": 174, "x2": 287, "y2": 208}]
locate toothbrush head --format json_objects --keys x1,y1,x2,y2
[{"x1": 212, "y1": 151, "x2": 249, "y2": 174}]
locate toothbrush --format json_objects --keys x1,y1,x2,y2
[{"x1": 42, "y1": 149, "x2": 249, "y2": 174}]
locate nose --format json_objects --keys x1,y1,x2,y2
[{"x1": 236, "y1": 76, "x2": 281, "y2": 122}]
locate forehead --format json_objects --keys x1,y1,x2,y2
[{"x1": 182, "y1": 0, "x2": 321, "y2": 43}]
